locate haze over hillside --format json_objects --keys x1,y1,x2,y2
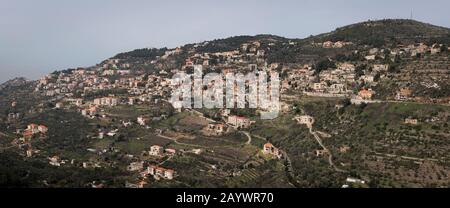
[
  {"x1": 2, "y1": 19, "x2": 449, "y2": 86},
  {"x1": 1, "y1": 14, "x2": 449, "y2": 188},
  {"x1": 2, "y1": 0, "x2": 450, "y2": 83}
]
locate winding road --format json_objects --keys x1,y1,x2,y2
[
  {"x1": 156, "y1": 134, "x2": 204, "y2": 148},
  {"x1": 296, "y1": 115, "x2": 347, "y2": 173},
  {"x1": 308, "y1": 127, "x2": 346, "y2": 172},
  {"x1": 243, "y1": 131, "x2": 299, "y2": 187},
  {"x1": 240, "y1": 131, "x2": 252, "y2": 145}
]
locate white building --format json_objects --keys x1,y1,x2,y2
[
  {"x1": 149, "y1": 145, "x2": 164, "y2": 156},
  {"x1": 94, "y1": 97, "x2": 119, "y2": 106},
  {"x1": 227, "y1": 116, "x2": 251, "y2": 129}
]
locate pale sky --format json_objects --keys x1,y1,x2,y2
[{"x1": 1, "y1": 0, "x2": 449, "y2": 83}]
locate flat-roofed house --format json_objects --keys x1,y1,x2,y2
[
  {"x1": 227, "y1": 116, "x2": 251, "y2": 129},
  {"x1": 149, "y1": 145, "x2": 164, "y2": 157}
]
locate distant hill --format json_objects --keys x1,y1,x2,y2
[
  {"x1": 309, "y1": 19, "x2": 450, "y2": 47},
  {"x1": 0, "y1": 77, "x2": 31, "y2": 91},
  {"x1": 192, "y1": 34, "x2": 286, "y2": 53},
  {"x1": 112, "y1": 35, "x2": 286, "y2": 59},
  {"x1": 113, "y1": 47, "x2": 167, "y2": 59},
  {"x1": 106, "y1": 19, "x2": 450, "y2": 68}
]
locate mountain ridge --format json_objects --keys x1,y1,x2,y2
[
  {"x1": 112, "y1": 19, "x2": 450, "y2": 60},
  {"x1": 0, "y1": 77, "x2": 31, "y2": 91}
]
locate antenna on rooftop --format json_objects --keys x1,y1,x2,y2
[{"x1": 410, "y1": 9, "x2": 413, "y2": 20}]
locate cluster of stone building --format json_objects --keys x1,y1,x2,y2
[{"x1": 21, "y1": 37, "x2": 448, "y2": 187}]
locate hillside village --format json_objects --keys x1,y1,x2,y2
[{"x1": 0, "y1": 19, "x2": 449, "y2": 188}]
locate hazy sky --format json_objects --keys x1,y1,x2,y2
[{"x1": 1, "y1": 0, "x2": 449, "y2": 83}]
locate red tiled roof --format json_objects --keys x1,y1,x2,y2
[
  {"x1": 23, "y1": 130, "x2": 33, "y2": 137},
  {"x1": 264, "y1": 143, "x2": 273, "y2": 148}
]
